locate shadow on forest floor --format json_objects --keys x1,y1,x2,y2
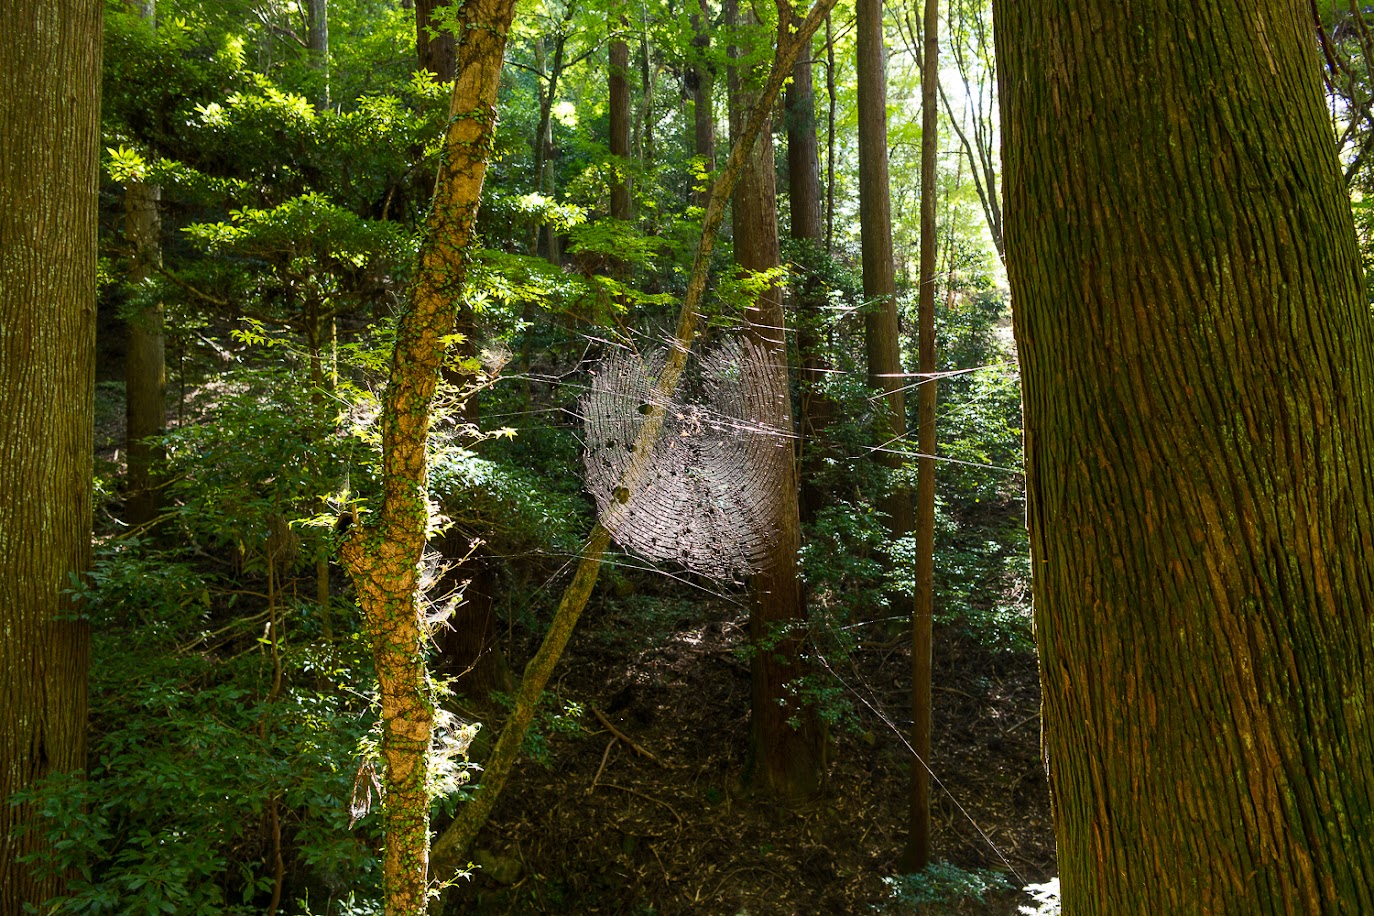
[{"x1": 443, "y1": 580, "x2": 1054, "y2": 915}]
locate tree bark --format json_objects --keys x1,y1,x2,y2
[
  {"x1": 903, "y1": 0, "x2": 938, "y2": 873},
  {"x1": 123, "y1": 0, "x2": 163, "y2": 532},
  {"x1": 306, "y1": 0, "x2": 329, "y2": 110},
  {"x1": 338, "y1": 0, "x2": 515, "y2": 912},
  {"x1": 414, "y1": 0, "x2": 456, "y2": 82},
  {"x1": 785, "y1": 20, "x2": 833, "y2": 523},
  {"x1": 690, "y1": 0, "x2": 716, "y2": 209},
  {"x1": 0, "y1": 1, "x2": 101, "y2": 910},
  {"x1": 730, "y1": 0, "x2": 824, "y2": 799},
  {"x1": 996, "y1": 0, "x2": 1374, "y2": 911},
  {"x1": 124, "y1": 182, "x2": 165, "y2": 528},
  {"x1": 824, "y1": 12, "x2": 836, "y2": 253},
  {"x1": 856, "y1": 0, "x2": 914, "y2": 552},
  {"x1": 609, "y1": 16, "x2": 632, "y2": 221}
]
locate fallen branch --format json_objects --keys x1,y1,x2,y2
[{"x1": 590, "y1": 705, "x2": 672, "y2": 768}]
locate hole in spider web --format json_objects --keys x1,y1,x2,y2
[{"x1": 581, "y1": 337, "x2": 791, "y2": 581}]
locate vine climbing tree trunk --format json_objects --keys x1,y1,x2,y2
[
  {"x1": 429, "y1": 0, "x2": 839, "y2": 879},
  {"x1": 337, "y1": 0, "x2": 516, "y2": 912},
  {"x1": 997, "y1": 0, "x2": 1374, "y2": 910}
]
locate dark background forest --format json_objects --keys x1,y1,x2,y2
[{"x1": 4, "y1": 0, "x2": 1374, "y2": 913}]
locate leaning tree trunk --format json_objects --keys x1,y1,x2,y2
[
  {"x1": 338, "y1": 0, "x2": 515, "y2": 912},
  {"x1": 996, "y1": 0, "x2": 1374, "y2": 911},
  {"x1": 0, "y1": 0, "x2": 101, "y2": 910},
  {"x1": 729, "y1": 0, "x2": 824, "y2": 799}
]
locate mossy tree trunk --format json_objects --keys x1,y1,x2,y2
[
  {"x1": 338, "y1": 1, "x2": 515, "y2": 912},
  {"x1": 996, "y1": 1, "x2": 1374, "y2": 910},
  {"x1": 0, "y1": 0, "x2": 101, "y2": 909}
]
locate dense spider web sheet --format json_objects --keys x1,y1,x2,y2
[{"x1": 581, "y1": 338, "x2": 790, "y2": 580}]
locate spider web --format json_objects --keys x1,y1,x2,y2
[{"x1": 581, "y1": 337, "x2": 791, "y2": 580}]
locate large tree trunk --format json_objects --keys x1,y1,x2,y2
[
  {"x1": 729, "y1": 0, "x2": 824, "y2": 800},
  {"x1": 338, "y1": 0, "x2": 515, "y2": 911},
  {"x1": 855, "y1": 0, "x2": 914, "y2": 555},
  {"x1": 0, "y1": 1, "x2": 101, "y2": 909},
  {"x1": 996, "y1": 1, "x2": 1374, "y2": 911}
]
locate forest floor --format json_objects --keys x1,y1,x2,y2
[{"x1": 444, "y1": 579, "x2": 1055, "y2": 915}]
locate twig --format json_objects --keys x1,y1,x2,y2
[
  {"x1": 590, "y1": 705, "x2": 672, "y2": 767},
  {"x1": 599, "y1": 783, "x2": 684, "y2": 828},
  {"x1": 589, "y1": 737, "x2": 616, "y2": 791}
]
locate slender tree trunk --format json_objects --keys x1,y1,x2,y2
[
  {"x1": 609, "y1": 16, "x2": 632, "y2": 221},
  {"x1": 996, "y1": 1, "x2": 1374, "y2": 911},
  {"x1": 729, "y1": 0, "x2": 823, "y2": 799},
  {"x1": 785, "y1": 22, "x2": 832, "y2": 523},
  {"x1": 428, "y1": 1, "x2": 839, "y2": 874},
  {"x1": 414, "y1": 0, "x2": 456, "y2": 81},
  {"x1": 124, "y1": 180, "x2": 165, "y2": 528},
  {"x1": 691, "y1": 0, "x2": 716, "y2": 208},
  {"x1": 0, "y1": 1, "x2": 101, "y2": 910},
  {"x1": 825, "y1": 12, "x2": 836, "y2": 253},
  {"x1": 531, "y1": 5, "x2": 575, "y2": 265},
  {"x1": 903, "y1": 0, "x2": 938, "y2": 872},
  {"x1": 338, "y1": 0, "x2": 515, "y2": 912},
  {"x1": 306, "y1": 0, "x2": 329, "y2": 110},
  {"x1": 856, "y1": 0, "x2": 914, "y2": 551},
  {"x1": 612, "y1": 9, "x2": 632, "y2": 221},
  {"x1": 635, "y1": 33, "x2": 655, "y2": 164},
  {"x1": 123, "y1": 0, "x2": 163, "y2": 531}
]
